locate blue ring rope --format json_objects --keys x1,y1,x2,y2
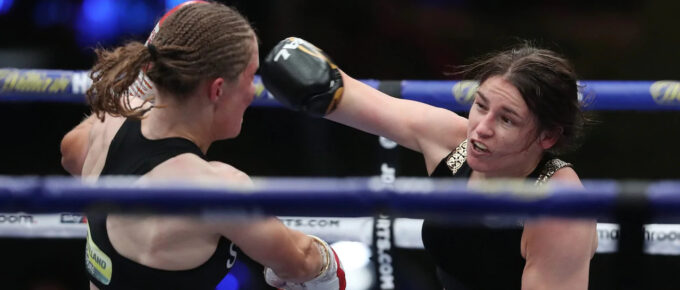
[
  {"x1": 1, "y1": 68, "x2": 679, "y2": 111},
  {"x1": 0, "y1": 176, "x2": 659, "y2": 222}
]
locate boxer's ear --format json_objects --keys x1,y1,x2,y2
[{"x1": 208, "y1": 78, "x2": 225, "y2": 103}]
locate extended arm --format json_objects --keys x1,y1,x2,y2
[{"x1": 261, "y1": 37, "x2": 468, "y2": 172}]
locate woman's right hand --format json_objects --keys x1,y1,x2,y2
[{"x1": 264, "y1": 235, "x2": 346, "y2": 290}]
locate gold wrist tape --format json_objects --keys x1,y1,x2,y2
[{"x1": 308, "y1": 235, "x2": 331, "y2": 278}]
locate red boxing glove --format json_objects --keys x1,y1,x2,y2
[{"x1": 264, "y1": 235, "x2": 346, "y2": 290}]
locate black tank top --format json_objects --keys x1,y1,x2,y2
[
  {"x1": 422, "y1": 140, "x2": 570, "y2": 290},
  {"x1": 86, "y1": 118, "x2": 237, "y2": 290}
]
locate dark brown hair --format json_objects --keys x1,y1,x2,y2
[
  {"x1": 462, "y1": 43, "x2": 586, "y2": 154},
  {"x1": 87, "y1": 1, "x2": 255, "y2": 120}
]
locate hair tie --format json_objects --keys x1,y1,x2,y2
[{"x1": 147, "y1": 44, "x2": 158, "y2": 61}]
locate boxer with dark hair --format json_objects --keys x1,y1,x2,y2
[{"x1": 262, "y1": 37, "x2": 596, "y2": 290}]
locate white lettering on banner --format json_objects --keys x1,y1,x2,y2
[
  {"x1": 375, "y1": 217, "x2": 394, "y2": 289},
  {"x1": 380, "y1": 163, "x2": 395, "y2": 187},
  {"x1": 596, "y1": 223, "x2": 619, "y2": 253},
  {"x1": 377, "y1": 129, "x2": 396, "y2": 289},
  {"x1": 60, "y1": 213, "x2": 86, "y2": 224},
  {"x1": 0, "y1": 213, "x2": 87, "y2": 238},
  {"x1": 279, "y1": 218, "x2": 341, "y2": 228},
  {"x1": 280, "y1": 217, "x2": 374, "y2": 245},
  {"x1": 596, "y1": 223, "x2": 680, "y2": 255},
  {"x1": 0, "y1": 214, "x2": 34, "y2": 224},
  {"x1": 643, "y1": 224, "x2": 680, "y2": 255},
  {"x1": 3, "y1": 214, "x2": 680, "y2": 256},
  {"x1": 71, "y1": 72, "x2": 91, "y2": 95}
]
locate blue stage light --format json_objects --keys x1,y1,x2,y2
[
  {"x1": 216, "y1": 260, "x2": 253, "y2": 290},
  {"x1": 82, "y1": 0, "x2": 116, "y2": 24},
  {"x1": 76, "y1": 0, "x2": 120, "y2": 46},
  {"x1": 120, "y1": 1, "x2": 154, "y2": 35},
  {"x1": 165, "y1": 0, "x2": 190, "y2": 11},
  {"x1": 0, "y1": 0, "x2": 15, "y2": 15},
  {"x1": 216, "y1": 274, "x2": 240, "y2": 290},
  {"x1": 34, "y1": 0, "x2": 74, "y2": 27}
]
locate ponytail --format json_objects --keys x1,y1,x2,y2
[{"x1": 87, "y1": 42, "x2": 154, "y2": 121}]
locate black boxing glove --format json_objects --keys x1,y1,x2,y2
[{"x1": 261, "y1": 37, "x2": 344, "y2": 117}]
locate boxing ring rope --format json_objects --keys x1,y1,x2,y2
[
  {"x1": 1, "y1": 68, "x2": 680, "y2": 110},
  {"x1": 1, "y1": 176, "x2": 680, "y2": 255},
  {"x1": 1, "y1": 176, "x2": 618, "y2": 216}
]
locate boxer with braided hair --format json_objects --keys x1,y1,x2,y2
[{"x1": 60, "y1": 3, "x2": 344, "y2": 290}]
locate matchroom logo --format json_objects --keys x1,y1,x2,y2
[{"x1": 0, "y1": 214, "x2": 34, "y2": 224}]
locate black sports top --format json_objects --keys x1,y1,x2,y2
[
  {"x1": 422, "y1": 139, "x2": 571, "y2": 290},
  {"x1": 86, "y1": 118, "x2": 237, "y2": 290}
]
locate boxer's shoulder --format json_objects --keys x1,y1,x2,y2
[{"x1": 208, "y1": 161, "x2": 252, "y2": 185}]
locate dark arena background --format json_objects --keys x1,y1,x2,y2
[{"x1": 1, "y1": 0, "x2": 680, "y2": 289}]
